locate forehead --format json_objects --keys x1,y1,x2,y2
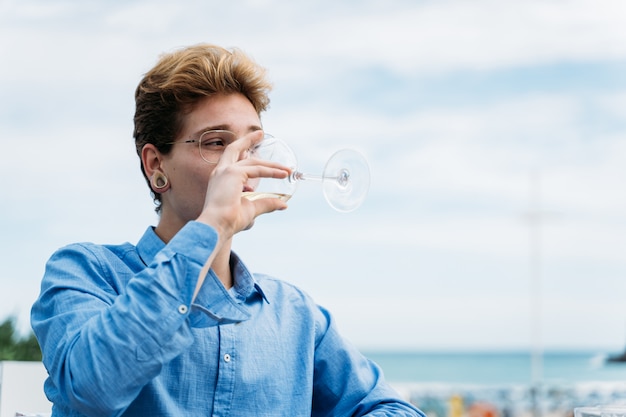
[{"x1": 180, "y1": 93, "x2": 262, "y2": 138}]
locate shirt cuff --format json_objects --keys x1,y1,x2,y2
[{"x1": 164, "y1": 221, "x2": 219, "y2": 268}]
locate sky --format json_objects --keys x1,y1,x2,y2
[{"x1": 1, "y1": 0, "x2": 626, "y2": 353}]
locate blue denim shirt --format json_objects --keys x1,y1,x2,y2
[{"x1": 31, "y1": 221, "x2": 423, "y2": 416}]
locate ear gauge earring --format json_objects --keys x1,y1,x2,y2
[{"x1": 151, "y1": 171, "x2": 169, "y2": 191}]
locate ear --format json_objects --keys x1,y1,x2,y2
[
  {"x1": 141, "y1": 144, "x2": 170, "y2": 192},
  {"x1": 141, "y1": 143, "x2": 163, "y2": 179}
]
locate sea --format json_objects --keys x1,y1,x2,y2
[
  {"x1": 364, "y1": 350, "x2": 626, "y2": 385},
  {"x1": 362, "y1": 350, "x2": 626, "y2": 417}
]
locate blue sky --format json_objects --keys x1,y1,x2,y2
[{"x1": 2, "y1": 0, "x2": 626, "y2": 352}]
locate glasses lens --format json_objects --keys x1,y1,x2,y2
[{"x1": 198, "y1": 130, "x2": 237, "y2": 164}]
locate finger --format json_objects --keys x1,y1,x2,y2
[
  {"x1": 251, "y1": 196, "x2": 288, "y2": 216},
  {"x1": 239, "y1": 160, "x2": 291, "y2": 179},
  {"x1": 219, "y1": 130, "x2": 265, "y2": 164},
  {"x1": 235, "y1": 195, "x2": 287, "y2": 234}
]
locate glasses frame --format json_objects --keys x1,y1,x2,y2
[
  {"x1": 166, "y1": 130, "x2": 274, "y2": 164},
  {"x1": 165, "y1": 129, "x2": 240, "y2": 164}
]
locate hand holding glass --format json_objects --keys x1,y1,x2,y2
[
  {"x1": 243, "y1": 135, "x2": 370, "y2": 212},
  {"x1": 172, "y1": 130, "x2": 370, "y2": 212}
]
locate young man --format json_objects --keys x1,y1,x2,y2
[{"x1": 31, "y1": 43, "x2": 423, "y2": 416}]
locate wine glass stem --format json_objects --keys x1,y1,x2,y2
[
  {"x1": 292, "y1": 170, "x2": 350, "y2": 187},
  {"x1": 292, "y1": 171, "x2": 323, "y2": 182}
]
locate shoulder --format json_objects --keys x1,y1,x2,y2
[
  {"x1": 51, "y1": 240, "x2": 133, "y2": 257},
  {"x1": 47, "y1": 241, "x2": 139, "y2": 273},
  {"x1": 253, "y1": 273, "x2": 332, "y2": 335},
  {"x1": 253, "y1": 273, "x2": 314, "y2": 304},
  {"x1": 43, "y1": 241, "x2": 141, "y2": 293}
]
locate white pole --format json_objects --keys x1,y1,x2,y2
[{"x1": 528, "y1": 169, "x2": 544, "y2": 417}]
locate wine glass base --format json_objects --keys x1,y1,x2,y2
[{"x1": 323, "y1": 149, "x2": 370, "y2": 212}]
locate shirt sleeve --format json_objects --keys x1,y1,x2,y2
[
  {"x1": 311, "y1": 305, "x2": 425, "y2": 417},
  {"x1": 30, "y1": 222, "x2": 220, "y2": 417}
]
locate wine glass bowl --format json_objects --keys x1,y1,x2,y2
[
  {"x1": 243, "y1": 136, "x2": 298, "y2": 201},
  {"x1": 244, "y1": 135, "x2": 370, "y2": 212}
]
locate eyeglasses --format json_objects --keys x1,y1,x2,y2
[{"x1": 167, "y1": 129, "x2": 268, "y2": 164}]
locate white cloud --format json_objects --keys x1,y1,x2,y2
[
  {"x1": 243, "y1": 0, "x2": 626, "y2": 78},
  {"x1": 2, "y1": 0, "x2": 626, "y2": 353}
]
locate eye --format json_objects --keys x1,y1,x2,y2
[{"x1": 199, "y1": 131, "x2": 228, "y2": 149}]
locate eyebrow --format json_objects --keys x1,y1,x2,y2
[{"x1": 190, "y1": 124, "x2": 263, "y2": 139}]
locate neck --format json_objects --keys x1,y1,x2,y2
[
  {"x1": 212, "y1": 248, "x2": 233, "y2": 289},
  {"x1": 153, "y1": 217, "x2": 184, "y2": 244}
]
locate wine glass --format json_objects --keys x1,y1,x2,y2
[{"x1": 242, "y1": 135, "x2": 370, "y2": 212}]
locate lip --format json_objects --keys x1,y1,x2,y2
[{"x1": 242, "y1": 184, "x2": 254, "y2": 193}]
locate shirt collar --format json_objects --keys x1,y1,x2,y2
[
  {"x1": 136, "y1": 226, "x2": 269, "y2": 304},
  {"x1": 136, "y1": 226, "x2": 165, "y2": 267},
  {"x1": 229, "y1": 251, "x2": 269, "y2": 304}
]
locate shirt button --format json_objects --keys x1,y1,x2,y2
[
  {"x1": 223, "y1": 353, "x2": 231, "y2": 362},
  {"x1": 177, "y1": 305, "x2": 188, "y2": 314}
]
